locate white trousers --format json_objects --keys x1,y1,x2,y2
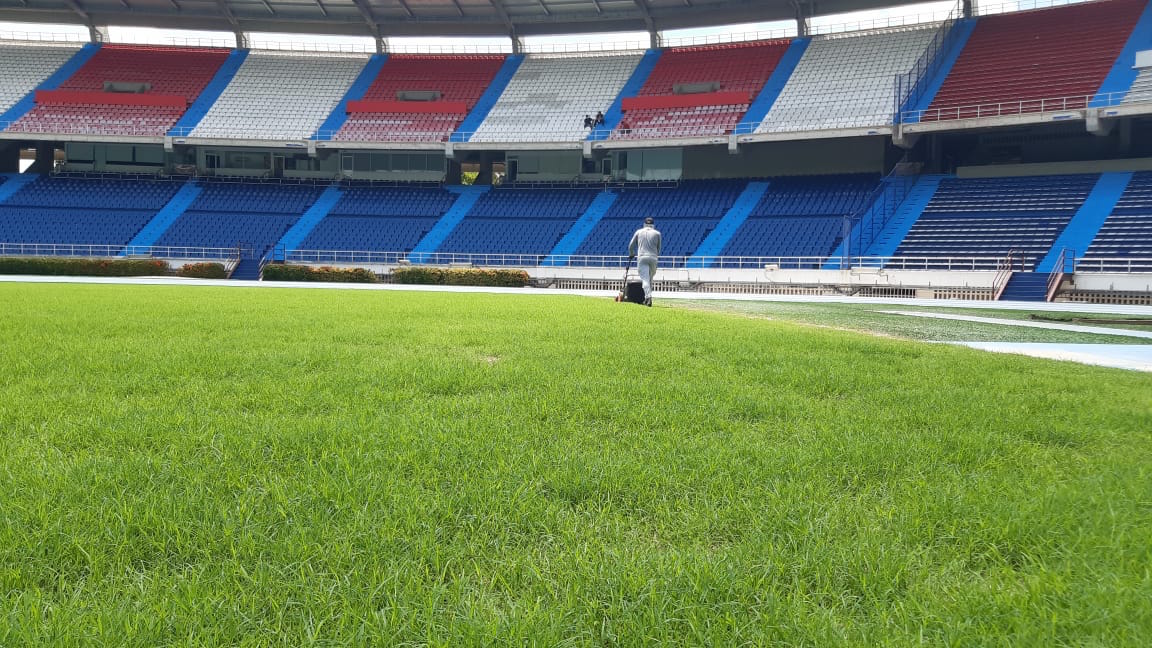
[{"x1": 636, "y1": 255, "x2": 657, "y2": 300}]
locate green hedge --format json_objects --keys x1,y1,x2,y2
[
  {"x1": 176, "y1": 262, "x2": 229, "y2": 279},
  {"x1": 262, "y1": 264, "x2": 380, "y2": 283},
  {"x1": 0, "y1": 257, "x2": 170, "y2": 277},
  {"x1": 391, "y1": 266, "x2": 531, "y2": 287}
]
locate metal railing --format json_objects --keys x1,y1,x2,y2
[
  {"x1": 0, "y1": 243, "x2": 242, "y2": 260},
  {"x1": 1074, "y1": 257, "x2": 1152, "y2": 273},
  {"x1": 901, "y1": 91, "x2": 1138, "y2": 123},
  {"x1": 279, "y1": 249, "x2": 1020, "y2": 271},
  {"x1": 835, "y1": 160, "x2": 920, "y2": 265},
  {"x1": 893, "y1": 0, "x2": 964, "y2": 122},
  {"x1": 1047, "y1": 247, "x2": 1074, "y2": 300},
  {"x1": 993, "y1": 250, "x2": 1028, "y2": 299}
]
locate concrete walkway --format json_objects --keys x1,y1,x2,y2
[
  {"x1": 948, "y1": 343, "x2": 1152, "y2": 372},
  {"x1": 882, "y1": 310, "x2": 1152, "y2": 340}
]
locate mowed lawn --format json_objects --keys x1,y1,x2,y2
[{"x1": 1, "y1": 284, "x2": 1150, "y2": 646}]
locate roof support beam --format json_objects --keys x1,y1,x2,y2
[
  {"x1": 314, "y1": 0, "x2": 328, "y2": 17},
  {"x1": 213, "y1": 0, "x2": 248, "y2": 47},
  {"x1": 350, "y1": 0, "x2": 385, "y2": 52},
  {"x1": 397, "y1": 0, "x2": 415, "y2": 19},
  {"x1": 64, "y1": 0, "x2": 102, "y2": 42},
  {"x1": 488, "y1": 0, "x2": 522, "y2": 53},
  {"x1": 632, "y1": 0, "x2": 660, "y2": 48},
  {"x1": 589, "y1": 0, "x2": 602, "y2": 15},
  {"x1": 792, "y1": 0, "x2": 812, "y2": 37},
  {"x1": 449, "y1": 0, "x2": 465, "y2": 17}
]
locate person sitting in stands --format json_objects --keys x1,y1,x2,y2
[
  {"x1": 594, "y1": 111, "x2": 605, "y2": 127},
  {"x1": 584, "y1": 115, "x2": 594, "y2": 129},
  {"x1": 618, "y1": 119, "x2": 631, "y2": 135}
]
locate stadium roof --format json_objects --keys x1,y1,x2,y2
[{"x1": 0, "y1": 0, "x2": 936, "y2": 39}]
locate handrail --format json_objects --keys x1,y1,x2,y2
[
  {"x1": 838, "y1": 158, "x2": 919, "y2": 265},
  {"x1": 893, "y1": 0, "x2": 964, "y2": 123},
  {"x1": 1074, "y1": 257, "x2": 1152, "y2": 273},
  {"x1": 1046, "y1": 247, "x2": 1073, "y2": 301},
  {"x1": 993, "y1": 249, "x2": 1023, "y2": 299}
]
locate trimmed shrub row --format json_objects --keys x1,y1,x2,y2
[
  {"x1": 262, "y1": 264, "x2": 380, "y2": 283},
  {"x1": 176, "y1": 262, "x2": 229, "y2": 279},
  {"x1": 391, "y1": 266, "x2": 530, "y2": 287},
  {"x1": 0, "y1": 257, "x2": 170, "y2": 277}
]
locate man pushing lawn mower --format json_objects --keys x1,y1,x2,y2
[{"x1": 626, "y1": 217, "x2": 662, "y2": 307}]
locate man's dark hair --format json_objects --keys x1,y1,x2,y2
[{"x1": 644, "y1": 217, "x2": 654, "y2": 225}]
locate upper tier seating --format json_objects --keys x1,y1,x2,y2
[
  {"x1": 757, "y1": 28, "x2": 936, "y2": 132},
  {"x1": 614, "y1": 41, "x2": 790, "y2": 139},
  {"x1": 0, "y1": 43, "x2": 82, "y2": 117},
  {"x1": 9, "y1": 45, "x2": 230, "y2": 136},
  {"x1": 437, "y1": 188, "x2": 600, "y2": 262},
  {"x1": 719, "y1": 175, "x2": 880, "y2": 264},
  {"x1": 296, "y1": 186, "x2": 458, "y2": 257},
  {"x1": 1125, "y1": 64, "x2": 1152, "y2": 104},
  {"x1": 471, "y1": 53, "x2": 642, "y2": 142},
  {"x1": 923, "y1": 0, "x2": 1145, "y2": 120},
  {"x1": 191, "y1": 52, "x2": 367, "y2": 140},
  {"x1": 894, "y1": 174, "x2": 1099, "y2": 268},
  {"x1": 335, "y1": 55, "x2": 505, "y2": 142},
  {"x1": 155, "y1": 182, "x2": 323, "y2": 257},
  {"x1": 0, "y1": 176, "x2": 182, "y2": 251},
  {"x1": 1083, "y1": 171, "x2": 1152, "y2": 270},
  {"x1": 574, "y1": 180, "x2": 747, "y2": 263}
]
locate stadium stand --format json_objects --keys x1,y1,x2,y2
[
  {"x1": 756, "y1": 27, "x2": 937, "y2": 132},
  {"x1": 436, "y1": 187, "x2": 601, "y2": 261},
  {"x1": 1082, "y1": 171, "x2": 1152, "y2": 270},
  {"x1": 573, "y1": 180, "x2": 747, "y2": 262},
  {"x1": 718, "y1": 175, "x2": 879, "y2": 264},
  {"x1": 0, "y1": 43, "x2": 82, "y2": 117},
  {"x1": 0, "y1": 176, "x2": 182, "y2": 250},
  {"x1": 154, "y1": 181, "x2": 323, "y2": 261},
  {"x1": 922, "y1": 0, "x2": 1146, "y2": 120},
  {"x1": 470, "y1": 53, "x2": 642, "y2": 142},
  {"x1": 189, "y1": 52, "x2": 367, "y2": 140},
  {"x1": 334, "y1": 55, "x2": 505, "y2": 142},
  {"x1": 1126, "y1": 63, "x2": 1152, "y2": 104},
  {"x1": 9, "y1": 44, "x2": 230, "y2": 136},
  {"x1": 297, "y1": 185, "x2": 459, "y2": 258},
  {"x1": 614, "y1": 41, "x2": 791, "y2": 139},
  {"x1": 893, "y1": 175, "x2": 1100, "y2": 268}
]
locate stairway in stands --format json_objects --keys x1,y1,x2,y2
[
  {"x1": 998, "y1": 272, "x2": 1049, "y2": 302},
  {"x1": 230, "y1": 257, "x2": 264, "y2": 280}
]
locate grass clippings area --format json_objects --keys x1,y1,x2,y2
[
  {"x1": 1, "y1": 284, "x2": 1151, "y2": 646},
  {"x1": 672, "y1": 300, "x2": 1152, "y2": 344}
]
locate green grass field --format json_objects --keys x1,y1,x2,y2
[{"x1": 2, "y1": 283, "x2": 1151, "y2": 646}]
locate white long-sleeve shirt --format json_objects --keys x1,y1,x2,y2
[{"x1": 628, "y1": 225, "x2": 662, "y2": 258}]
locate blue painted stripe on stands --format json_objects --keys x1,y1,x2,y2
[
  {"x1": 687, "y1": 181, "x2": 771, "y2": 267},
  {"x1": 273, "y1": 185, "x2": 344, "y2": 258},
  {"x1": 1091, "y1": 1, "x2": 1152, "y2": 106},
  {"x1": 901, "y1": 18, "x2": 978, "y2": 122},
  {"x1": 588, "y1": 49, "x2": 662, "y2": 141},
  {"x1": 120, "y1": 181, "x2": 202, "y2": 254},
  {"x1": 168, "y1": 49, "x2": 249, "y2": 136},
  {"x1": 313, "y1": 54, "x2": 388, "y2": 141},
  {"x1": 0, "y1": 43, "x2": 101, "y2": 126},
  {"x1": 865, "y1": 175, "x2": 946, "y2": 259},
  {"x1": 1036, "y1": 172, "x2": 1132, "y2": 272},
  {"x1": 735, "y1": 39, "x2": 809, "y2": 133},
  {"x1": 542, "y1": 191, "x2": 618, "y2": 264},
  {"x1": 0, "y1": 173, "x2": 39, "y2": 204},
  {"x1": 408, "y1": 185, "x2": 490, "y2": 261},
  {"x1": 452, "y1": 55, "x2": 524, "y2": 142}
]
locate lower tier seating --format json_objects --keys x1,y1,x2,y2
[
  {"x1": 298, "y1": 186, "x2": 458, "y2": 256},
  {"x1": 1083, "y1": 171, "x2": 1152, "y2": 271},
  {"x1": 438, "y1": 188, "x2": 601, "y2": 262},
  {"x1": 894, "y1": 174, "x2": 1099, "y2": 268},
  {"x1": 0, "y1": 176, "x2": 182, "y2": 251}
]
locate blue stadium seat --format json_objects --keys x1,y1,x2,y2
[
  {"x1": 299, "y1": 186, "x2": 458, "y2": 260},
  {"x1": 1083, "y1": 171, "x2": 1152, "y2": 271}
]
